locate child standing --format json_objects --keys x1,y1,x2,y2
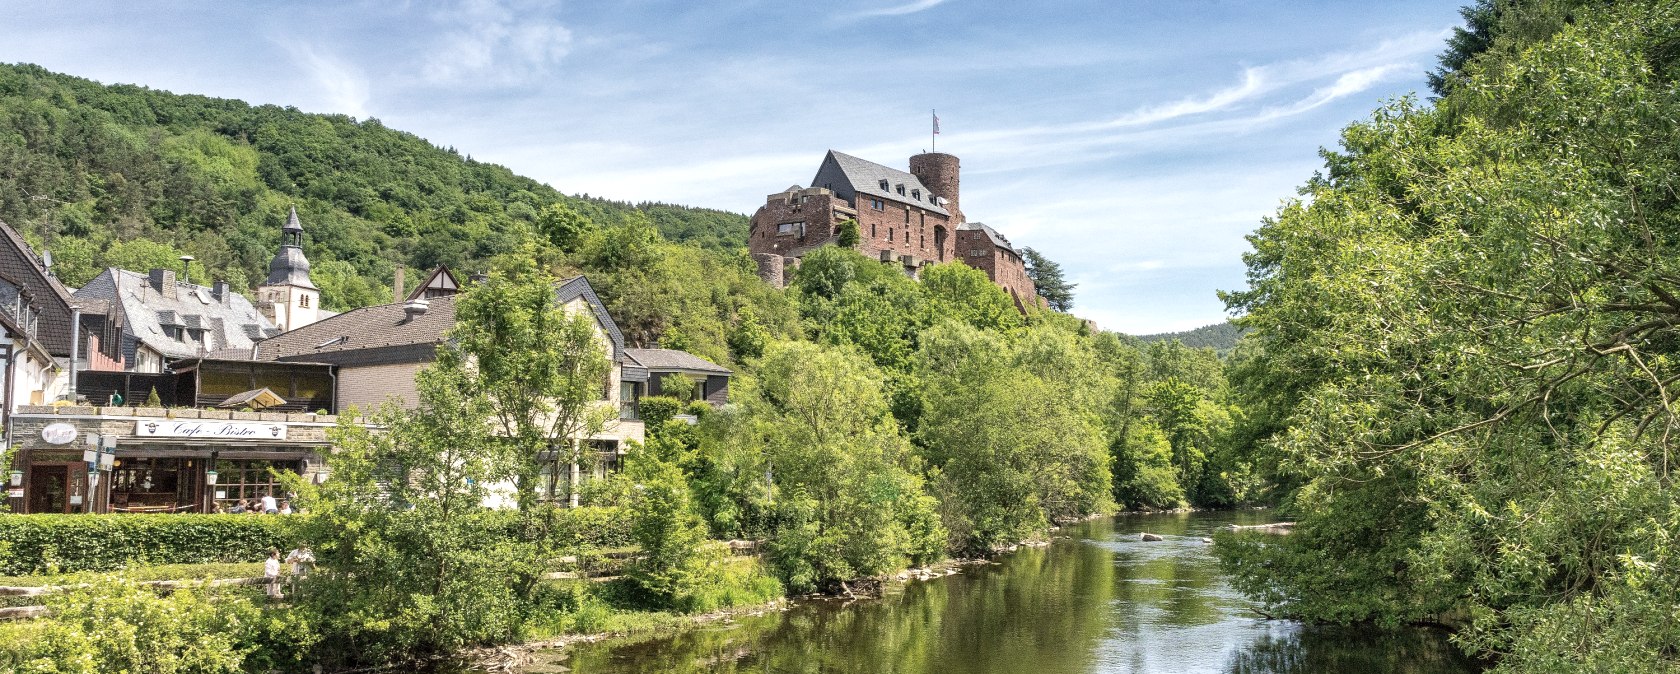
[{"x1": 264, "y1": 548, "x2": 282, "y2": 599}]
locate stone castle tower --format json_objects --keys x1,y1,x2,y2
[
  {"x1": 908, "y1": 152, "x2": 963, "y2": 223},
  {"x1": 257, "y1": 206, "x2": 321, "y2": 332}
]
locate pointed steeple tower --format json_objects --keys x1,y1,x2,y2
[{"x1": 258, "y1": 206, "x2": 321, "y2": 332}]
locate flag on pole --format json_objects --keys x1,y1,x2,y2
[{"x1": 933, "y1": 111, "x2": 941, "y2": 135}]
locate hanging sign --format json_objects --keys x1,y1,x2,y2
[
  {"x1": 41, "y1": 423, "x2": 78, "y2": 445},
  {"x1": 134, "y1": 420, "x2": 287, "y2": 440}
]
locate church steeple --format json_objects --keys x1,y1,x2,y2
[
  {"x1": 258, "y1": 206, "x2": 320, "y2": 332},
  {"x1": 281, "y1": 205, "x2": 304, "y2": 247}
]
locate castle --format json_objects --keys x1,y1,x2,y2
[{"x1": 748, "y1": 150, "x2": 1037, "y2": 308}]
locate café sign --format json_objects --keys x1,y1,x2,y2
[
  {"x1": 134, "y1": 420, "x2": 287, "y2": 440},
  {"x1": 41, "y1": 422, "x2": 78, "y2": 444}
]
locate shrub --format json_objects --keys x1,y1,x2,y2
[
  {"x1": 685, "y1": 400, "x2": 711, "y2": 419},
  {"x1": 638, "y1": 395, "x2": 682, "y2": 428},
  {"x1": 0, "y1": 514, "x2": 302, "y2": 575},
  {"x1": 0, "y1": 575, "x2": 259, "y2": 673}
]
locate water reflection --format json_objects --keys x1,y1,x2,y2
[{"x1": 522, "y1": 513, "x2": 1480, "y2": 674}]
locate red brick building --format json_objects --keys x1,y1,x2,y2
[{"x1": 748, "y1": 150, "x2": 1037, "y2": 308}]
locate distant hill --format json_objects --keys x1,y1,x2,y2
[
  {"x1": 1135, "y1": 321, "x2": 1245, "y2": 354},
  {"x1": 0, "y1": 63, "x2": 749, "y2": 310}
]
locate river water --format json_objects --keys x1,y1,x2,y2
[{"x1": 521, "y1": 512, "x2": 1482, "y2": 673}]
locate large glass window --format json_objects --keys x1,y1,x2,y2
[
  {"x1": 110, "y1": 457, "x2": 198, "y2": 512},
  {"x1": 212, "y1": 459, "x2": 301, "y2": 510}
]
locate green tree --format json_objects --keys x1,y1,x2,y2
[
  {"x1": 1020, "y1": 247, "x2": 1075, "y2": 311},
  {"x1": 449, "y1": 243, "x2": 613, "y2": 510},
  {"x1": 745, "y1": 341, "x2": 945, "y2": 592},
  {"x1": 835, "y1": 219, "x2": 860, "y2": 247},
  {"x1": 1219, "y1": 3, "x2": 1680, "y2": 668}
]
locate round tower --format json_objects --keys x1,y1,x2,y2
[{"x1": 909, "y1": 152, "x2": 963, "y2": 223}]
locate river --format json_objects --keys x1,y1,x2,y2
[{"x1": 514, "y1": 511, "x2": 1482, "y2": 673}]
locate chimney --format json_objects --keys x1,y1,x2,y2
[
  {"x1": 212, "y1": 280, "x2": 232, "y2": 305},
  {"x1": 148, "y1": 269, "x2": 177, "y2": 300},
  {"x1": 400, "y1": 299, "x2": 429, "y2": 324},
  {"x1": 393, "y1": 267, "x2": 405, "y2": 304}
]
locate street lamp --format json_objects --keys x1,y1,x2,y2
[{"x1": 205, "y1": 470, "x2": 219, "y2": 486}]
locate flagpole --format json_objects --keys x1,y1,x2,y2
[{"x1": 932, "y1": 109, "x2": 937, "y2": 152}]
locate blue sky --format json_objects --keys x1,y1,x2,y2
[{"x1": 0, "y1": 0, "x2": 1465, "y2": 334}]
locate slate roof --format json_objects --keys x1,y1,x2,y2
[
  {"x1": 813, "y1": 150, "x2": 951, "y2": 216},
  {"x1": 256, "y1": 276, "x2": 627, "y2": 367},
  {"x1": 255, "y1": 295, "x2": 458, "y2": 365},
  {"x1": 265, "y1": 246, "x2": 316, "y2": 288},
  {"x1": 958, "y1": 222, "x2": 1020, "y2": 254},
  {"x1": 73, "y1": 268, "x2": 279, "y2": 361},
  {"x1": 0, "y1": 218, "x2": 79, "y2": 356},
  {"x1": 623, "y1": 348, "x2": 732, "y2": 375}
]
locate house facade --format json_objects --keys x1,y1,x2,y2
[
  {"x1": 747, "y1": 150, "x2": 1038, "y2": 308},
  {"x1": 254, "y1": 274, "x2": 650, "y2": 466}
]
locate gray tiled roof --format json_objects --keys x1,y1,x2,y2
[
  {"x1": 0, "y1": 218, "x2": 78, "y2": 356},
  {"x1": 256, "y1": 276, "x2": 627, "y2": 366},
  {"x1": 255, "y1": 295, "x2": 458, "y2": 364},
  {"x1": 265, "y1": 246, "x2": 317, "y2": 288},
  {"x1": 958, "y1": 222, "x2": 1020, "y2": 254},
  {"x1": 814, "y1": 151, "x2": 950, "y2": 216},
  {"x1": 73, "y1": 268, "x2": 278, "y2": 361},
  {"x1": 623, "y1": 348, "x2": 732, "y2": 375}
]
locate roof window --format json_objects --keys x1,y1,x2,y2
[
  {"x1": 896, "y1": 184, "x2": 906, "y2": 195},
  {"x1": 912, "y1": 189, "x2": 920, "y2": 200},
  {"x1": 879, "y1": 179, "x2": 889, "y2": 190}
]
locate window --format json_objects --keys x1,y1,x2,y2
[
  {"x1": 212, "y1": 459, "x2": 302, "y2": 510},
  {"x1": 298, "y1": 294, "x2": 310, "y2": 308},
  {"x1": 905, "y1": 209, "x2": 911, "y2": 223},
  {"x1": 969, "y1": 249, "x2": 985, "y2": 257},
  {"x1": 870, "y1": 199, "x2": 885, "y2": 211},
  {"x1": 896, "y1": 184, "x2": 906, "y2": 195},
  {"x1": 871, "y1": 224, "x2": 877, "y2": 238},
  {"x1": 879, "y1": 179, "x2": 889, "y2": 190},
  {"x1": 912, "y1": 189, "x2": 920, "y2": 200},
  {"x1": 777, "y1": 222, "x2": 803, "y2": 235},
  {"x1": 889, "y1": 227, "x2": 894, "y2": 242}
]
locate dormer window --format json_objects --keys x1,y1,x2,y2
[
  {"x1": 896, "y1": 184, "x2": 906, "y2": 195},
  {"x1": 879, "y1": 179, "x2": 889, "y2": 190},
  {"x1": 912, "y1": 189, "x2": 920, "y2": 200}
]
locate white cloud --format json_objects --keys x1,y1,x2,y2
[
  {"x1": 855, "y1": 0, "x2": 950, "y2": 18},
  {"x1": 295, "y1": 45, "x2": 371, "y2": 119},
  {"x1": 422, "y1": 0, "x2": 573, "y2": 86}
]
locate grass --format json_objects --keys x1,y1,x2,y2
[{"x1": 0, "y1": 562, "x2": 265, "y2": 587}]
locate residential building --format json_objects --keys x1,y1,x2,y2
[
  {"x1": 622, "y1": 348, "x2": 731, "y2": 408},
  {"x1": 73, "y1": 269, "x2": 279, "y2": 373},
  {"x1": 254, "y1": 273, "x2": 651, "y2": 479}
]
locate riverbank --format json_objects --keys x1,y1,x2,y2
[{"x1": 522, "y1": 513, "x2": 1481, "y2": 674}]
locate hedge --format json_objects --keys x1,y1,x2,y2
[
  {"x1": 468, "y1": 506, "x2": 635, "y2": 550},
  {"x1": 0, "y1": 514, "x2": 303, "y2": 575},
  {"x1": 0, "y1": 507, "x2": 634, "y2": 576}
]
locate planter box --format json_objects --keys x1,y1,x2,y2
[
  {"x1": 135, "y1": 407, "x2": 168, "y2": 417},
  {"x1": 199, "y1": 410, "x2": 233, "y2": 420},
  {"x1": 99, "y1": 407, "x2": 135, "y2": 417}
]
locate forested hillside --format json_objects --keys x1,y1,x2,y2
[
  {"x1": 1135, "y1": 321, "x2": 1243, "y2": 355},
  {"x1": 0, "y1": 62, "x2": 749, "y2": 311}
]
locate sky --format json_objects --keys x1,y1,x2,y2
[{"x1": 0, "y1": 0, "x2": 1467, "y2": 334}]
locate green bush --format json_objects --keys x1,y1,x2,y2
[
  {"x1": 685, "y1": 400, "x2": 711, "y2": 419},
  {"x1": 464, "y1": 507, "x2": 634, "y2": 550},
  {"x1": 0, "y1": 575, "x2": 259, "y2": 673},
  {"x1": 638, "y1": 395, "x2": 683, "y2": 428},
  {"x1": 0, "y1": 514, "x2": 302, "y2": 575}
]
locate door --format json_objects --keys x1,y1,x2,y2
[{"x1": 27, "y1": 465, "x2": 69, "y2": 514}]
